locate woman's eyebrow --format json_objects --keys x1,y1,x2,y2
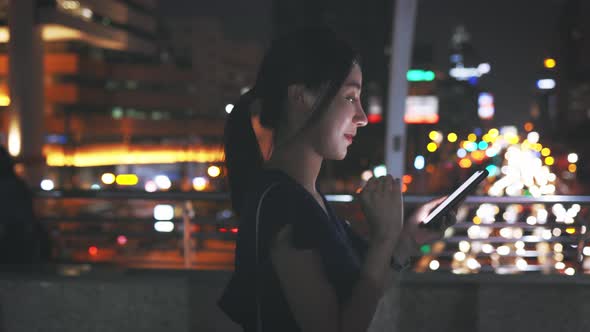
[{"x1": 343, "y1": 82, "x2": 362, "y2": 90}]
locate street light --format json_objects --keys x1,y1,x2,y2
[
  {"x1": 544, "y1": 58, "x2": 556, "y2": 69},
  {"x1": 225, "y1": 104, "x2": 234, "y2": 114},
  {"x1": 536, "y1": 79, "x2": 555, "y2": 90}
]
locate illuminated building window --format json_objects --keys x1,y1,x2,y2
[
  {"x1": 112, "y1": 107, "x2": 124, "y2": 119},
  {"x1": 105, "y1": 80, "x2": 119, "y2": 90},
  {"x1": 152, "y1": 112, "x2": 163, "y2": 120},
  {"x1": 126, "y1": 80, "x2": 138, "y2": 89}
]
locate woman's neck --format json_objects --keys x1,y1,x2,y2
[{"x1": 265, "y1": 142, "x2": 323, "y2": 195}]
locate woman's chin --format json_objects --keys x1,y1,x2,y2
[
  {"x1": 321, "y1": 144, "x2": 348, "y2": 161},
  {"x1": 328, "y1": 150, "x2": 347, "y2": 161}
]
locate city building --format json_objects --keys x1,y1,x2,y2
[
  {"x1": 554, "y1": 0, "x2": 589, "y2": 184},
  {"x1": 1, "y1": 0, "x2": 263, "y2": 191}
]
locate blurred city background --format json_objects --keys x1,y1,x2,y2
[{"x1": 1, "y1": 0, "x2": 589, "y2": 277}]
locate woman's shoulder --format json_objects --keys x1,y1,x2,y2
[
  {"x1": 236, "y1": 169, "x2": 298, "y2": 219},
  {"x1": 251, "y1": 168, "x2": 308, "y2": 202}
]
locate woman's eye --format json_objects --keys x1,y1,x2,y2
[{"x1": 346, "y1": 96, "x2": 357, "y2": 103}]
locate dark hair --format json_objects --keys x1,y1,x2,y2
[{"x1": 223, "y1": 27, "x2": 361, "y2": 216}]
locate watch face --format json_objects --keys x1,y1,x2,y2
[{"x1": 390, "y1": 257, "x2": 410, "y2": 272}]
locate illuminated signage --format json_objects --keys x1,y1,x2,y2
[{"x1": 405, "y1": 96, "x2": 439, "y2": 124}]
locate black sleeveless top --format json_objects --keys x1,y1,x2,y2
[{"x1": 218, "y1": 168, "x2": 368, "y2": 331}]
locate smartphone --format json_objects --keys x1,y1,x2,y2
[{"x1": 420, "y1": 169, "x2": 489, "y2": 228}]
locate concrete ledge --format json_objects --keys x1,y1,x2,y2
[
  {"x1": 395, "y1": 272, "x2": 590, "y2": 332},
  {"x1": 0, "y1": 267, "x2": 239, "y2": 332},
  {"x1": 1, "y1": 267, "x2": 590, "y2": 331}
]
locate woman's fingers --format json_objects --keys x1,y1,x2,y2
[
  {"x1": 376, "y1": 176, "x2": 384, "y2": 193},
  {"x1": 437, "y1": 210, "x2": 458, "y2": 231},
  {"x1": 365, "y1": 176, "x2": 378, "y2": 192},
  {"x1": 378, "y1": 175, "x2": 391, "y2": 192},
  {"x1": 424, "y1": 196, "x2": 447, "y2": 211},
  {"x1": 412, "y1": 196, "x2": 446, "y2": 222},
  {"x1": 362, "y1": 174, "x2": 403, "y2": 194},
  {"x1": 384, "y1": 175, "x2": 394, "y2": 192},
  {"x1": 447, "y1": 210, "x2": 458, "y2": 224},
  {"x1": 358, "y1": 176, "x2": 376, "y2": 199}
]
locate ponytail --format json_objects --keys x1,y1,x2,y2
[{"x1": 223, "y1": 89, "x2": 265, "y2": 217}]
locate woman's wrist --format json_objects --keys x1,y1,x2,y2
[
  {"x1": 367, "y1": 234, "x2": 398, "y2": 255},
  {"x1": 368, "y1": 228, "x2": 400, "y2": 248},
  {"x1": 361, "y1": 238, "x2": 400, "y2": 289}
]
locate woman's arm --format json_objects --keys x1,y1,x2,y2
[{"x1": 270, "y1": 225, "x2": 397, "y2": 332}]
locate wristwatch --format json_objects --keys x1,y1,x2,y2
[
  {"x1": 390, "y1": 236, "x2": 420, "y2": 272},
  {"x1": 390, "y1": 256, "x2": 412, "y2": 272}
]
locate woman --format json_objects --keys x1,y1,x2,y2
[{"x1": 219, "y1": 27, "x2": 454, "y2": 331}]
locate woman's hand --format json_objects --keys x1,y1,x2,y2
[
  {"x1": 394, "y1": 196, "x2": 459, "y2": 261},
  {"x1": 358, "y1": 175, "x2": 404, "y2": 246}
]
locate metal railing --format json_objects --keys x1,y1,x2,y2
[{"x1": 34, "y1": 190, "x2": 590, "y2": 274}]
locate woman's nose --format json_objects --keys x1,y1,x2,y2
[{"x1": 355, "y1": 105, "x2": 368, "y2": 127}]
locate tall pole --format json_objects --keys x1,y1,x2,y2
[
  {"x1": 385, "y1": 0, "x2": 417, "y2": 178},
  {"x1": 7, "y1": 0, "x2": 45, "y2": 187},
  {"x1": 370, "y1": 4, "x2": 419, "y2": 330}
]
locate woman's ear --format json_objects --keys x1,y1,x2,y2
[{"x1": 287, "y1": 84, "x2": 316, "y2": 111}]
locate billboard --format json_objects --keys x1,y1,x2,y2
[{"x1": 404, "y1": 96, "x2": 439, "y2": 124}]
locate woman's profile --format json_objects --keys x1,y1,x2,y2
[{"x1": 219, "y1": 27, "x2": 455, "y2": 332}]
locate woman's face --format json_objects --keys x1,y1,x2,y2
[{"x1": 308, "y1": 64, "x2": 368, "y2": 160}]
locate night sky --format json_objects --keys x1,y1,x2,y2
[
  {"x1": 415, "y1": 0, "x2": 565, "y2": 125},
  {"x1": 160, "y1": 0, "x2": 569, "y2": 126}
]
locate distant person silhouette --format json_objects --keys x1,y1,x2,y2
[{"x1": 0, "y1": 145, "x2": 50, "y2": 264}]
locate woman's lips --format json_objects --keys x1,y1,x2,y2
[{"x1": 344, "y1": 134, "x2": 354, "y2": 144}]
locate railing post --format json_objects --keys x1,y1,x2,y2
[
  {"x1": 182, "y1": 200, "x2": 195, "y2": 269},
  {"x1": 576, "y1": 218, "x2": 589, "y2": 272}
]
